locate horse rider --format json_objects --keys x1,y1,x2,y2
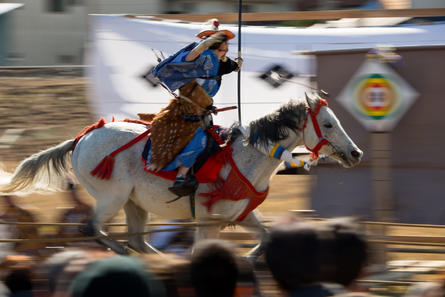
[{"x1": 143, "y1": 19, "x2": 242, "y2": 195}]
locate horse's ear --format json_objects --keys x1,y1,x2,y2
[{"x1": 305, "y1": 92, "x2": 318, "y2": 110}]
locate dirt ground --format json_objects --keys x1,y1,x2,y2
[{"x1": 0, "y1": 68, "x2": 93, "y2": 163}]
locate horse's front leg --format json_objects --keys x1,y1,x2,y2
[{"x1": 239, "y1": 210, "x2": 268, "y2": 262}]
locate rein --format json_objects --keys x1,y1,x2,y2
[{"x1": 300, "y1": 99, "x2": 329, "y2": 160}]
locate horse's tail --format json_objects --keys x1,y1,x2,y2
[{"x1": 0, "y1": 139, "x2": 76, "y2": 194}]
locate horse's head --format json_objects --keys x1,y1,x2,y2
[{"x1": 303, "y1": 93, "x2": 363, "y2": 168}]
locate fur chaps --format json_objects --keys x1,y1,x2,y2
[{"x1": 146, "y1": 81, "x2": 213, "y2": 171}]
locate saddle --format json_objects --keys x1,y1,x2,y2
[
  {"x1": 142, "y1": 126, "x2": 227, "y2": 179},
  {"x1": 143, "y1": 81, "x2": 213, "y2": 171}
]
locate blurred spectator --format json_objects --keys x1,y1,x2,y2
[
  {"x1": 38, "y1": 249, "x2": 89, "y2": 296},
  {"x1": 1, "y1": 254, "x2": 36, "y2": 297},
  {"x1": 4, "y1": 268, "x2": 33, "y2": 297},
  {"x1": 403, "y1": 282, "x2": 445, "y2": 297},
  {"x1": 149, "y1": 219, "x2": 194, "y2": 255},
  {"x1": 54, "y1": 180, "x2": 92, "y2": 241},
  {"x1": 68, "y1": 255, "x2": 166, "y2": 297},
  {"x1": 47, "y1": 249, "x2": 114, "y2": 297},
  {"x1": 141, "y1": 253, "x2": 190, "y2": 297},
  {"x1": 0, "y1": 281, "x2": 8, "y2": 297},
  {"x1": 234, "y1": 257, "x2": 261, "y2": 297},
  {"x1": 190, "y1": 239, "x2": 239, "y2": 297},
  {"x1": 0, "y1": 223, "x2": 12, "y2": 262},
  {"x1": 318, "y1": 217, "x2": 368, "y2": 290},
  {"x1": 0, "y1": 195, "x2": 42, "y2": 255},
  {"x1": 265, "y1": 221, "x2": 333, "y2": 297},
  {"x1": 141, "y1": 248, "x2": 261, "y2": 297}
]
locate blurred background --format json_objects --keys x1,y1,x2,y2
[
  {"x1": 1, "y1": 1, "x2": 445, "y2": 296},
  {"x1": 0, "y1": 0, "x2": 444, "y2": 66}
]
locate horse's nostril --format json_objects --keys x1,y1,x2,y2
[{"x1": 351, "y1": 150, "x2": 361, "y2": 158}]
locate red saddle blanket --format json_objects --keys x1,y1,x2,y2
[
  {"x1": 142, "y1": 147, "x2": 227, "y2": 184},
  {"x1": 141, "y1": 127, "x2": 269, "y2": 222},
  {"x1": 82, "y1": 119, "x2": 269, "y2": 222}
]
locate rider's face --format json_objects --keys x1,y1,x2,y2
[{"x1": 214, "y1": 41, "x2": 228, "y2": 60}]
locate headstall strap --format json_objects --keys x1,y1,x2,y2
[{"x1": 304, "y1": 99, "x2": 329, "y2": 160}]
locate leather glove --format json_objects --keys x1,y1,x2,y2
[{"x1": 234, "y1": 57, "x2": 243, "y2": 72}]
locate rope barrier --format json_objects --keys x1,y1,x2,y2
[
  {"x1": 0, "y1": 226, "x2": 193, "y2": 243},
  {"x1": 357, "y1": 279, "x2": 422, "y2": 286},
  {"x1": 309, "y1": 218, "x2": 445, "y2": 229},
  {"x1": 1, "y1": 218, "x2": 445, "y2": 247},
  {"x1": 2, "y1": 218, "x2": 445, "y2": 228},
  {"x1": 369, "y1": 239, "x2": 445, "y2": 247},
  {"x1": 0, "y1": 219, "x2": 265, "y2": 244},
  {"x1": 0, "y1": 220, "x2": 214, "y2": 227},
  {"x1": 0, "y1": 219, "x2": 249, "y2": 227},
  {"x1": 361, "y1": 221, "x2": 445, "y2": 229}
]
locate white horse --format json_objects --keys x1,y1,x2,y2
[{"x1": 0, "y1": 93, "x2": 362, "y2": 255}]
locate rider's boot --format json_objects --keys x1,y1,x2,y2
[{"x1": 168, "y1": 174, "x2": 198, "y2": 197}]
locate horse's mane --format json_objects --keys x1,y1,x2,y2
[{"x1": 227, "y1": 99, "x2": 307, "y2": 146}]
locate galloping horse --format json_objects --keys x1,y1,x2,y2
[{"x1": 0, "y1": 93, "x2": 362, "y2": 255}]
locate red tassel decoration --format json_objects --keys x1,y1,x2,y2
[
  {"x1": 90, "y1": 155, "x2": 115, "y2": 180},
  {"x1": 89, "y1": 128, "x2": 151, "y2": 180}
]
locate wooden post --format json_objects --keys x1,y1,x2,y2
[
  {"x1": 237, "y1": 0, "x2": 242, "y2": 124},
  {"x1": 370, "y1": 132, "x2": 394, "y2": 268}
]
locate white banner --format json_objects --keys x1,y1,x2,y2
[{"x1": 86, "y1": 15, "x2": 445, "y2": 128}]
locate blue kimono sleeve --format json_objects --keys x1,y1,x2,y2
[{"x1": 152, "y1": 43, "x2": 220, "y2": 95}]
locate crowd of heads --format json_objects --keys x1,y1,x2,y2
[
  {"x1": 0, "y1": 239, "x2": 257, "y2": 297},
  {"x1": 1, "y1": 208, "x2": 445, "y2": 297},
  {"x1": 265, "y1": 216, "x2": 369, "y2": 295}
]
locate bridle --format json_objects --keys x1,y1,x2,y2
[{"x1": 299, "y1": 99, "x2": 330, "y2": 160}]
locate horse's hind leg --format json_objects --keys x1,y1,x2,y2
[
  {"x1": 80, "y1": 190, "x2": 131, "y2": 255},
  {"x1": 124, "y1": 199, "x2": 161, "y2": 254}
]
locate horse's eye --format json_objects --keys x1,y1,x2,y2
[{"x1": 324, "y1": 123, "x2": 333, "y2": 128}]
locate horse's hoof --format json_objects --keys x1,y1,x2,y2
[
  {"x1": 128, "y1": 242, "x2": 163, "y2": 255},
  {"x1": 96, "y1": 238, "x2": 130, "y2": 255}
]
